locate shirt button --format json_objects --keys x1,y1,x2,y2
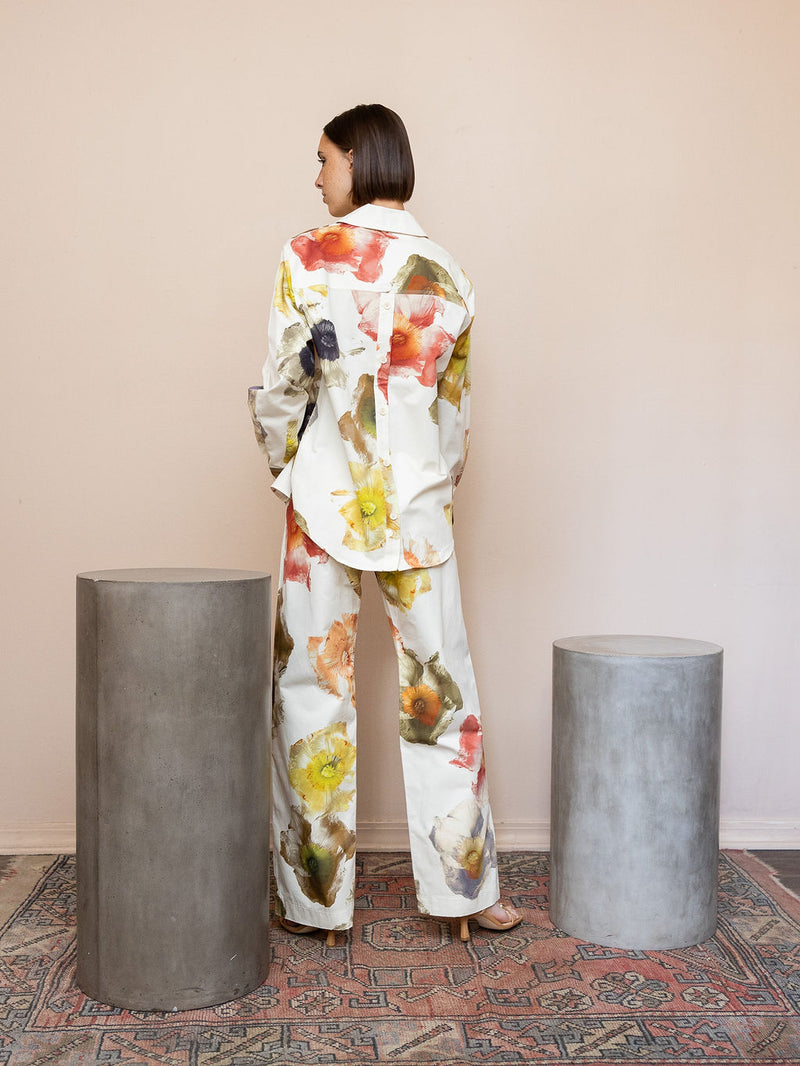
[{"x1": 381, "y1": 299, "x2": 392, "y2": 311}]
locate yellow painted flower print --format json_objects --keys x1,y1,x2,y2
[
  {"x1": 307, "y1": 613, "x2": 358, "y2": 699},
  {"x1": 280, "y1": 805, "x2": 356, "y2": 908},
  {"x1": 376, "y1": 568, "x2": 432, "y2": 611},
  {"x1": 283, "y1": 418, "x2": 299, "y2": 463},
  {"x1": 398, "y1": 648, "x2": 463, "y2": 744},
  {"x1": 272, "y1": 258, "x2": 296, "y2": 316},
  {"x1": 288, "y1": 722, "x2": 356, "y2": 814},
  {"x1": 335, "y1": 461, "x2": 399, "y2": 553}
]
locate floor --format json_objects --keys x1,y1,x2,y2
[
  {"x1": 2, "y1": 853, "x2": 799, "y2": 911},
  {"x1": 753, "y1": 850, "x2": 800, "y2": 897}
]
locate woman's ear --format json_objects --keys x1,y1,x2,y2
[{"x1": 347, "y1": 149, "x2": 354, "y2": 171}]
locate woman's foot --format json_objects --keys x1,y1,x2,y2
[
  {"x1": 458, "y1": 902, "x2": 522, "y2": 942},
  {"x1": 279, "y1": 917, "x2": 337, "y2": 947}
]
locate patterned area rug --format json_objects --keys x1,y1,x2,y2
[{"x1": 2, "y1": 851, "x2": 800, "y2": 1064}]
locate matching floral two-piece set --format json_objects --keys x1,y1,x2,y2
[{"x1": 249, "y1": 203, "x2": 500, "y2": 929}]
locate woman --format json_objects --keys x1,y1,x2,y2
[{"x1": 249, "y1": 104, "x2": 521, "y2": 946}]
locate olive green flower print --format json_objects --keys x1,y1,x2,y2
[
  {"x1": 392, "y1": 254, "x2": 463, "y2": 304},
  {"x1": 398, "y1": 648, "x2": 462, "y2": 744},
  {"x1": 438, "y1": 321, "x2": 471, "y2": 410},
  {"x1": 272, "y1": 588, "x2": 294, "y2": 729},
  {"x1": 338, "y1": 373, "x2": 377, "y2": 463},
  {"x1": 280, "y1": 805, "x2": 356, "y2": 908}
]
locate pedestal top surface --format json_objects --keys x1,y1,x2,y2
[
  {"x1": 554, "y1": 634, "x2": 722, "y2": 658},
  {"x1": 78, "y1": 568, "x2": 269, "y2": 584}
]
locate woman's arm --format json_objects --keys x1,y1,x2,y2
[
  {"x1": 437, "y1": 280, "x2": 474, "y2": 488},
  {"x1": 248, "y1": 251, "x2": 318, "y2": 479}
]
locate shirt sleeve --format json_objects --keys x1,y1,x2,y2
[
  {"x1": 437, "y1": 279, "x2": 474, "y2": 487},
  {"x1": 248, "y1": 249, "x2": 318, "y2": 480}
]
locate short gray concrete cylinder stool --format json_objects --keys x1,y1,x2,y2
[
  {"x1": 76, "y1": 568, "x2": 271, "y2": 1010},
  {"x1": 550, "y1": 635, "x2": 723, "y2": 950}
]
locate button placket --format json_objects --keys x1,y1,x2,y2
[{"x1": 374, "y1": 294, "x2": 394, "y2": 457}]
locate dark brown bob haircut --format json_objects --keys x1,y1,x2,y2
[{"x1": 323, "y1": 104, "x2": 415, "y2": 207}]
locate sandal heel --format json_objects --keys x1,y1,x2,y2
[
  {"x1": 326, "y1": 929, "x2": 336, "y2": 948},
  {"x1": 459, "y1": 917, "x2": 471, "y2": 942}
]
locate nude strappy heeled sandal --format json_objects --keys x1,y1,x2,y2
[
  {"x1": 458, "y1": 902, "x2": 522, "y2": 942},
  {"x1": 279, "y1": 917, "x2": 337, "y2": 947}
]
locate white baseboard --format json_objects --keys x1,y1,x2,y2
[
  {"x1": 354, "y1": 820, "x2": 553, "y2": 851},
  {"x1": 717, "y1": 819, "x2": 800, "y2": 850},
  {"x1": 351, "y1": 819, "x2": 800, "y2": 851},
  {"x1": 2, "y1": 818, "x2": 798, "y2": 855},
  {"x1": 0, "y1": 824, "x2": 77, "y2": 855}
]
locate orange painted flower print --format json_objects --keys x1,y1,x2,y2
[
  {"x1": 402, "y1": 536, "x2": 442, "y2": 569},
  {"x1": 291, "y1": 224, "x2": 394, "y2": 284},
  {"x1": 307, "y1": 612, "x2": 358, "y2": 699},
  {"x1": 401, "y1": 684, "x2": 442, "y2": 726}
]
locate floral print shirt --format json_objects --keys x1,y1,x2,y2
[{"x1": 249, "y1": 203, "x2": 474, "y2": 571}]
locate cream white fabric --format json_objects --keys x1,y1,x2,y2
[
  {"x1": 249, "y1": 204, "x2": 474, "y2": 572},
  {"x1": 271, "y1": 508, "x2": 500, "y2": 929}
]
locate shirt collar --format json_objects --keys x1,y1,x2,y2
[{"x1": 340, "y1": 203, "x2": 426, "y2": 238}]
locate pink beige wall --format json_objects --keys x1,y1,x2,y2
[{"x1": 2, "y1": 1, "x2": 798, "y2": 852}]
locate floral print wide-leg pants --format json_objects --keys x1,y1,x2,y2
[{"x1": 272, "y1": 505, "x2": 500, "y2": 931}]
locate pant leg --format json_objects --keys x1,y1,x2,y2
[
  {"x1": 375, "y1": 553, "x2": 500, "y2": 917},
  {"x1": 272, "y1": 504, "x2": 362, "y2": 930}
]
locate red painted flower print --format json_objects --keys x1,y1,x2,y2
[
  {"x1": 451, "y1": 714, "x2": 483, "y2": 771},
  {"x1": 380, "y1": 296, "x2": 454, "y2": 398},
  {"x1": 353, "y1": 291, "x2": 380, "y2": 343},
  {"x1": 355, "y1": 293, "x2": 455, "y2": 399},
  {"x1": 284, "y1": 502, "x2": 328, "y2": 588},
  {"x1": 451, "y1": 713, "x2": 487, "y2": 799},
  {"x1": 291, "y1": 224, "x2": 394, "y2": 283}
]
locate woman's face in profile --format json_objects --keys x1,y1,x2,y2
[{"x1": 315, "y1": 134, "x2": 354, "y2": 217}]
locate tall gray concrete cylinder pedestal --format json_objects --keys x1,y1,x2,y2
[
  {"x1": 76, "y1": 568, "x2": 271, "y2": 1010},
  {"x1": 550, "y1": 635, "x2": 723, "y2": 950}
]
